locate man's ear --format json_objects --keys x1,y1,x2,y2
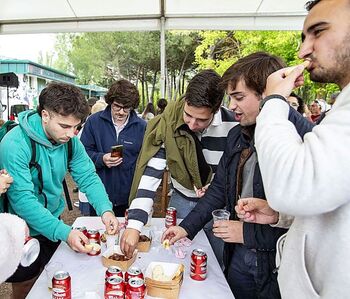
[{"x1": 41, "y1": 109, "x2": 50, "y2": 124}]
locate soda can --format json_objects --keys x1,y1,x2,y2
[
  {"x1": 86, "y1": 229, "x2": 101, "y2": 256},
  {"x1": 190, "y1": 249, "x2": 207, "y2": 281},
  {"x1": 125, "y1": 277, "x2": 145, "y2": 299},
  {"x1": 124, "y1": 266, "x2": 144, "y2": 283},
  {"x1": 52, "y1": 271, "x2": 71, "y2": 299},
  {"x1": 74, "y1": 226, "x2": 88, "y2": 236},
  {"x1": 165, "y1": 207, "x2": 177, "y2": 228},
  {"x1": 104, "y1": 276, "x2": 125, "y2": 299},
  {"x1": 105, "y1": 266, "x2": 124, "y2": 280},
  {"x1": 20, "y1": 236, "x2": 40, "y2": 267},
  {"x1": 125, "y1": 209, "x2": 129, "y2": 226}
]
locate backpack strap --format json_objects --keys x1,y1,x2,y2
[
  {"x1": 29, "y1": 138, "x2": 48, "y2": 208},
  {"x1": 62, "y1": 139, "x2": 73, "y2": 211}
]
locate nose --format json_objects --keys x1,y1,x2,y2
[
  {"x1": 187, "y1": 118, "x2": 198, "y2": 131},
  {"x1": 228, "y1": 98, "x2": 238, "y2": 111},
  {"x1": 66, "y1": 128, "x2": 75, "y2": 138},
  {"x1": 298, "y1": 38, "x2": 312, "y2": 60}
]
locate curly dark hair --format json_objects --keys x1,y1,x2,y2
[
  {"x1": 220, "y1": 52, "x2": 286, "y2": 97},
  {"x1": 156, "y1": 98, "x2": 168, "y2": 114},
  {"x1": 185, "y1": 69, "x2": 224, "y2": 113},
  {"x1": 37, "y1": 82, "x2": 89, "y2": 121},
  {"x1": 305, "y1": 0, "x2": 322, "y2": 11},
  {"x1": 105, "y1": 79, "x2": 139, "y2": 109}
]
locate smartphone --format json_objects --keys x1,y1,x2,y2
[{"x1": 111, "y1": 145, "x2": 123, "y2": 158}]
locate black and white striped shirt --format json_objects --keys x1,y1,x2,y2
[{"x1": 127, "y1": 107, "x2": 237, "y2": 231}]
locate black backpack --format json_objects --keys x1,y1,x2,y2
[{"x1": 0, "y1": 116, "x2": 73, "y2": 212}]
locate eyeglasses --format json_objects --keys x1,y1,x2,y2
[{"x1": 111, "y1": 103, "x2": 132, "y2": 113}]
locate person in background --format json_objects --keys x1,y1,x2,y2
[
  {"x1": 0, "y1": 82, "x2": 118, "y2": 299},
  {"x1": 156, "y1": 98, "x2": 168, "y2": 115},
  {"x1": 81, "y1": 79, "x2": 146, "y2": 216},
  {"x1": 309, "y1": 99, "x2": 322, "y2": 123},
  {"x1": 120, "y1": 70, "x2": 237, "y2": 264},
  {"x1": 141, "y1": 102, "x2": 155, "y2": 121},
  {"x1": 78, "y1": 99, "x2": 108, "y2": 216},
  {"x1": 238, "y1": 0, "x2": 350, "y2": 297},
  {"x1": 287, "y1": 92, "x2": 305, "y2": 114}
]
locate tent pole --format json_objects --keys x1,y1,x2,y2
[{"x1": 160, "y1": 15, "x2": 166, "y2": 98}]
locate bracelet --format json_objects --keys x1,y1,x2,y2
[{"x1": 259, "y1": 94, "x2": 287, "y2": 111}]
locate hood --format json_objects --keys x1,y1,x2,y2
[{"x1": 18, "y1": 110, "x2": 63, "y2": 149}]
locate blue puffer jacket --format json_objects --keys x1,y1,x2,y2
[
  {"x1": 81, "y1": 106, "x2": 146, "y2": 207},
  {"x1": 179, "y1": 107, "x2": 314, "y2": 299}
]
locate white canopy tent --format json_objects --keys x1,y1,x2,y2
[{"x1": 0, "y1": 0, "x2": 308, "y2": 96}]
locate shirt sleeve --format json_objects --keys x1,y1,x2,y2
[
  {"x1": 255, "y1": 95, "x2": 350, "y2": 216},
  {"x1": 127, "y1": 147, "x2": 166, "y2": 232}
]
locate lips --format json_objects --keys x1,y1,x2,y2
[{"x1": 234, "y1": 113, "x2": 242, "y2": 122}]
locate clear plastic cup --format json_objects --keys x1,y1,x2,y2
[
  {"x1": 212, "y1": 209, "x2": 230, "y2": 222},
  {"x1": 44, "y1": 261, "x2": 63, "y2": 289}
]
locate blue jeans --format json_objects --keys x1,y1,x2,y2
[
  {"x1": 227, "y1": 244, "x2": 258, "y2": 299},
  {"x1": 168, "y1": 190, "x2": 224, "y2": 268}
]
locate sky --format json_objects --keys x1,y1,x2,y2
[{"x1": 0, "y1": 33, "x2": 57, "y2": 62}]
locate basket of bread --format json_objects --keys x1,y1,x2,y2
[
  {"x1": 145, "y1": 262, "x2": 184, "y2": 299},
  {"x1": 102, "y1": 245, "x2": 137, "y2": 271}
]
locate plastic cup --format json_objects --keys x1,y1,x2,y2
[
  {"x1": 212, "y1": 209, "x2": 230, "y2": 222},
  {"x1": 44, "y1": 261, "x2": 63, "y2": 289}
]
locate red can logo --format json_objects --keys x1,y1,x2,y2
[
  {"x1": 52, "y1": 271, "x2": 71, "y2": 299},
  {"x1": 125, "y1": 267, "x2": 144, "y2": 283},
  {"x1": 105, "y1": 266, "x2": 124, "y2": 280},
  {"x1": 86, "y1": 230, "x2": 101, "y2": 256},
  {"x1": 165, "y1": 207, "x2": 177, "y2": 228},
  {"x1": 190, "y1": 249, "x2": 207, "y2": 281},
  {"x1": 105, "y1": 276, "x2": 125, "y2": 299},
  {"x1": 125, "y1": 277, "x2": 145, "y2": 299}
]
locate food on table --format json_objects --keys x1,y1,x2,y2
[
  {"x1": 108, "y1": 253, "x2": 130, "y2": 261},
  {"x1": 152, "y1": 264, "x2": 171, "y2": 281}
]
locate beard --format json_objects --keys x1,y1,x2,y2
[{"x1": 310, "y1": 32, "x2": 350, "y2": 87}]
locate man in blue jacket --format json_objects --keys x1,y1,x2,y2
[
  {"x1": 81, "y1": 79, "x2": 146, "y2": 216},
  {"x1": 0, "y1": 82, "x2": 118, "y2": 299},
  {"x1": 162, "y1": 52, "x2": 314, "y2": 299}
]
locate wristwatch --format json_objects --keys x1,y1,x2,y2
[{"x1": 259, "y1": 94, "x2": 287, "y2": 111}]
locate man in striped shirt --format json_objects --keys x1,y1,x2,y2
[{"x1": 120, "y1": 70, "x2": 237, "y2": 259}]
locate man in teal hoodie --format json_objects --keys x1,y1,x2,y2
[{"x1": 0, "y1": 82, "x2": 118, "y2": 299}]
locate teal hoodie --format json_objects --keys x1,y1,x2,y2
[{"x1": 0, "y1": 110, "x2": 113, "y2": 242}]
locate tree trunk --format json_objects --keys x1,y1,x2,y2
[{"x1": 150, "y1": 70, "x2": 158, "y2": 102}]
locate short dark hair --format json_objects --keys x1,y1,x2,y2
[
  {"x1": 87, "y1": 97, "x2": 98, "y2": 107},
  {"x1": 37, "y1": 82, "x2": 90, "y2": 121},
  {"x1": 185, "y1": 69, "x2": 224, "y2": 113},
  {"x1": 290, "y1": 92, "x2": 305, "y2": 114},
  {"x1": 221, "y1": 52, "x2": 286, "y2": 96},
  {"x1": 305, "y1": 0, "x2": 322, "y2": 11},
  {"x1": 156, "y1": 98, "x2": 168, "y2": 114},
  {"x1": 105, "y1": 79, "x2": 139, "y2": 109}
]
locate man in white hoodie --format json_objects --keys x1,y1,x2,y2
[{"x1": 235, "y1": 0, "x2": 350, "y2": 298}]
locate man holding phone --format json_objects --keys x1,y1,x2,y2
[{"x1": 81, "y1": 79, "x2": 146, "y2": 216}]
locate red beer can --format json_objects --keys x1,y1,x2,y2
[
  {"x1": 52, "y1": 271, "x2": 71, "y2": 299},
  {"x1": 125, "y1": 267, "x2": 144, "y2": 283},
  {"x1": 190, "y1": 249, "x2": 207, "y2": 281},
  {"x1": 86, "y1": 229, "x2": 101, "y2": 256},
  {"x1": 74, "y1": 226, "x2": 88, "y2": 236},
  {"x1": 104, "y1": 276, "x2": 125, "y2": 299},
  {"x1": 125, "y1": 277, "x2": 145, "y2": 299},
  {"x1": 165, "y1": 207, "x2": 177, "y2": 228},
  {"x1": 105, "y1": 266, "x2": 124, "y2": 280},
  {"x1": 125, "y1": 209, "x2": 129, "y2": 226}
]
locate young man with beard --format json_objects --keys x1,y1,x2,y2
[
  {"x1": 0, "y1": 83, "x2": 118, "y2": 298},
  {"x1": 162, "y1": 52, "x2": 313, "y2": 299},
  {"x1": 236, "y1": 0, "x2": 350, "y2": 298}
]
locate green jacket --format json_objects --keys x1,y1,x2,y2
[
  {"x1": 0, "y1": 110, "x2": 113, "y2": 242},
  {"x1": 129, "y1": 98, "x2": 212, "y2": 202}
]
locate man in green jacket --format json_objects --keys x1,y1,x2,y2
[{"x1": 0, "y1": 82, "x2": 118, "y2": 299}]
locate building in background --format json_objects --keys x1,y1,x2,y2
[{"x1": 0, "y1": 58, "x2": 107, "y2": 121}]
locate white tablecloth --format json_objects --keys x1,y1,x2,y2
[{"x1": 27, "y1": 216, "x2": 234, "y2": 299}]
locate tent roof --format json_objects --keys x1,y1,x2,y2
[{"x1": 0, "y1": 0, "x2": 307, "y2": 34}]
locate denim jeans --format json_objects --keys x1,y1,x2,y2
[
  {"x1": 227, "y1": 244, "x2": 258, "y2": 299},
  {"x1": 168, "y1": 189, "x2": 224, "y2": 268}
]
